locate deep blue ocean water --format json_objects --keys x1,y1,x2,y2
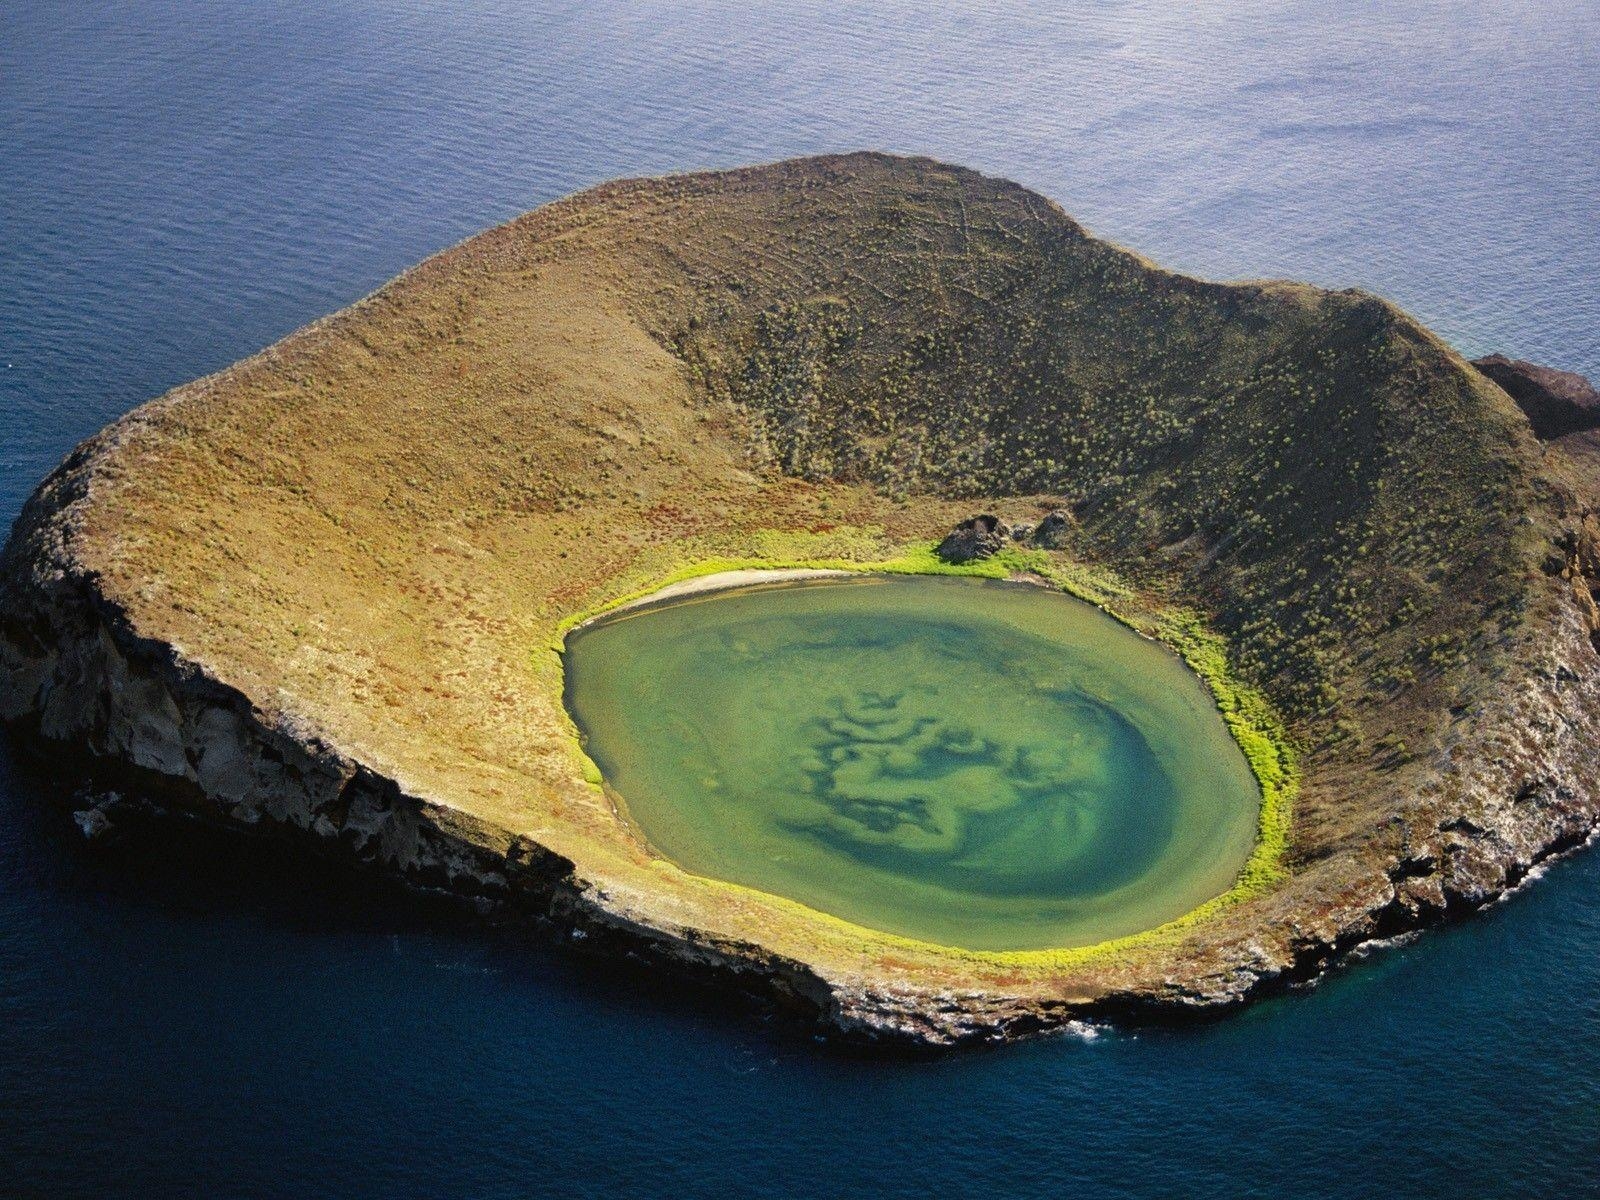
[{"x1": 3, "y1": 2, "x2": 1599, "y2": 1196}]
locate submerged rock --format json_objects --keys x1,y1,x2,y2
[
  {"x1": 71, "y1": 792, "x2": 125, "y2": 843},
  {"x1": 1472, "y1": 353, "x2": 1600, "y2": 439},
  {"x1": 936, "y1": 514, "x2": 1009, "y2": 562},
  {"x1": 73, "y1": 807, "x2": 114, "y2": 841}
]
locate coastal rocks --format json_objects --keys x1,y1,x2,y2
[
  {"x1": 69, "y1": 789, "x2": 157, "y2": 843},
  {"x1": 72, "y1": 792, "x2": 122, "y2": 842},
  {"x1": 1472, "y1": 353, "x2": 1600, "y2": 439},
  {"x1": 935, "y1": 514, "x2": 1009, "y2": 562}
]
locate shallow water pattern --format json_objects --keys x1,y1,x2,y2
[{"x1": 566, "y1": 577, "x2": 1258, "y2": 949}]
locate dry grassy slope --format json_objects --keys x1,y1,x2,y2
[
  {"x1": 611, "y1": 158, "x2": 1545, "y2": 738},
  {"x1": 1, "y1": 153, "x2": 1578, "y2": 1005}
]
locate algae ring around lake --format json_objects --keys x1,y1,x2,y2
[{"x1": 563, "y1": 574, "x2": 1261, "y2": 951}]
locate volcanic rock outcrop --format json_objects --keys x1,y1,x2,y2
[
  {"x1": 1472, "y1": 353, "x2": 1600, "y2": 439},
  {"x1": 935, "y1": 514, "x2": 1010, "y2": 562}
]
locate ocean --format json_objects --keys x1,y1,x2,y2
[{"x1": 3, "y1": 2, "x2": 1598, "y2": 1195}]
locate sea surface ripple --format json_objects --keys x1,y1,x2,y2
[{"x1": 2, "y1": 2, "x2": 1598, "y2": 1196}]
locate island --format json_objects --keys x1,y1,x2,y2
[{"x1": 3, "y1": 153, "x2": 1599, "y2": 1046}]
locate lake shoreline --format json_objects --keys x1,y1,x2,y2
[{"x1": 564, "y1": 571, "x2": 1262, "y2": 951}]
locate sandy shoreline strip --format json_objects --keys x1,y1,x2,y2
[
  {"x1": 590, "y1": 565, "x2": 1077, "y2": 628},
  {"x1": 590, "y1": 567, "x2": 856, "y2": 624}
]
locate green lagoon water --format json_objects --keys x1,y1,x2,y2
[{"x1": 564, "y1": 575, "x2": 1260, "y2": 950}]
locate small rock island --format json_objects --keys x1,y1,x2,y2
[{"x1": 3, "y1": 153, "x2": 1599, "y2": 1046}]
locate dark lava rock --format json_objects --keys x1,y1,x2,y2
[
  {"x1": 936, "y1": 514, "x2": 1010, "y2": 562},
  {"x1": 1031, "y1": 510, "x2": 1073, "y2": 549},
  {"x1": 73, "y1": 808, "x2": 114, "y2": 841},
  {"x1": 1472, "y1": 353, "x2": 1600, "y2": 439},
  {"x1": 71, "y1": 791, "x2": 126, "y2": 843}
]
